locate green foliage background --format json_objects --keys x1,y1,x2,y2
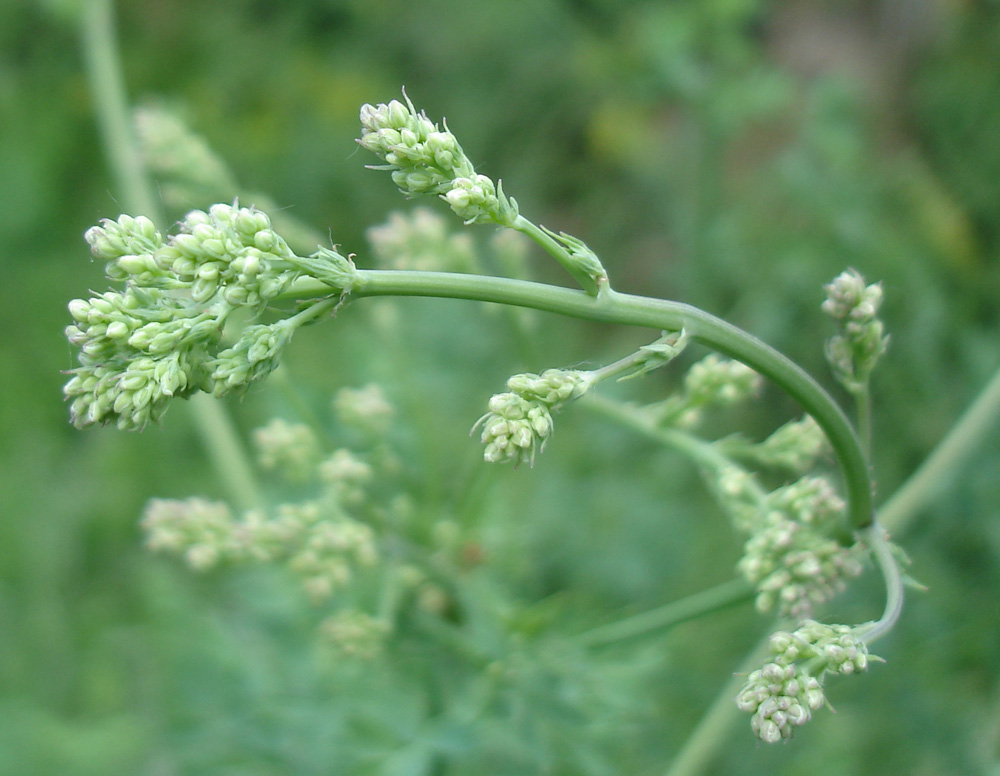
[{"x1": 2, "y1": 0, "x2": 999, "y2": 773}]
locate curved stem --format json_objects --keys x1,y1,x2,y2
[
  {"x1": 291, "y1": 270, "x2": 872, "y2": 536},
  {"x1": 855, "y1": 523, "x2": 904, "y2": 644}
]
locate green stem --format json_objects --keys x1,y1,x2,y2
[
  {"x1": 80, "y1": 0, "x2": 262, "y2": 510},
  {"x1": 583, "y1": 394, "x2": 769, "y2": 507},
  {"x1": 878, "y1": 363, "x2": 1000, "y2": 534},
  {"x1": 576, "y1": 578, "x2": 754, "y2": 649},
  {"x1": 291, "y1": 270, "x2": 871, "y2": 535},
  {"x1": 855, "y1": 523, "x2": 903, "y2": 644},
  {"x1": 80, "y1": 0, "x2": 158, "y2": 218},
  {"x1": 511, "y1": 216, "x2": 600, "y2": 295},
  {"x1": 663, "y1": 637, "x2": 771, "y2": 776},
  {"x1": 855, "y1": 383, "x2": 873, "y2": 462}
]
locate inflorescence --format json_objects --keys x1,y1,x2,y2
[{"x1": 63, "y1": 205, "x2": 355, "y2": 430}]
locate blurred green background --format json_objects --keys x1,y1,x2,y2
[{"x1": 2, "y1": 0, "x2": 1000, "y2": 773}]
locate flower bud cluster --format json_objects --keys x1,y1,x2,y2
[
  {"x1": 333, "y1": 384, "x2": 396, "y2": 437},
  {"x1": 253, "y1": 418, "x2": 322, "y2": 482},
  {"x1": 366, "y1": 207, "x2": 478, "y2": 273},
  {"x1": 475, "y1": 369, "x2": 589, "y2": 466},
  {"x1": 358, "y1": 93, "x2": 518, "y2": 226},
  {"x1": 158, "y1": 204, "x2": 298, "y2": 306},
  {"x1": 142, "y1": 498, "x2": 240, "y2": 571},
  {"x1": 64, "y1": 205, "x2": 351, "y2": 430},
  {"x1": 319, "y1": 610, "x2": 391, "y2": 659},
  {"x1": 286, "y1": 505, "x2": 377, "y2": 601},
  {"x1": 739, "y1": 477, "x2": 863, "y2": 617},
  {"x1": 684, "y1": 354, "x2": 762, "y2": 409},
  {"x1": 737, "y1": 620, "x2": 874, "y2": 742},
  {"x1": 141, "y1": 495, "x2": 378, "y2": 603},
  {"x1": 822, "y1": 269, "x2": 889, "y2": 392},
  {"x1": 753, "y1": 415, "x2": 828, "y2": 473},
  {"x1": 318, "y1": 449, "x2": 374, "y2": 506},
  {"x1": 711, "y1": 464, "x2": 764, "y2": 532},
  {"x1": 64, "y1": 284, "x2": 219, "y2": 429},
  {"x1": 736, "y1": 660, "x2": 825, "y2": 743},
  {"x1": 207, "y1": 320, "x2": 293, "y2": 398}
]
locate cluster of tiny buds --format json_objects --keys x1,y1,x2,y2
[
  {"x1": 660, "y1": 355, "x2": 762, "y2": 427},
  {"x1": 474, "y1": 369, "x2": 590, "y2": 466},
  {"x1": 333, "y1": 383, "x2": 396, "y2": 437},
  {"x1": 754, "y1": 416, "x2": 828, "y2": 473},
  {"x1": 141, "y1": 495, "x2": 378, "y2": 603},
  {"x1": 319, "y1": 610, "x2": 391, "y2": 659},
  {"x1": 64, "y1": 204, "x2": 345, "y2": 430},
  {"x1": 822, "y1": 268, "x2": 889, "y2": 391},
  {"x1": 358, "y1": 93, "x2": 518, "y2": 226},
  {"x1": 684, "y1": 355, "x2": 762, "y2": 409},
  {"x1": 737, "y1": 620, "x2": 875, "y2": 743},
  {"x1": 366, "y1": 207, "x2": 478, "y2": 273},
  {"x1": 253, "y1": 418, "x2": 322, "y2": 482},
  {"x1": 739, "y1": 477, "x2": 863, "y2": 617}
]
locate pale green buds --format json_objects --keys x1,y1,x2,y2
[
  {"x1": 736, "y1": 661, "x2": 826, "y2": 743},
  {"x1": 475, "y1": 369, "x2": 589, "y2": 466},
  {"x1": 142, "y1": 497, "x2": 238, "y2": 571},
  {"x1": 252, "y1": 418, "x2": 322, "y2": 482},
  {"x1": 754, "y1": 415, "x2": 828, "y2": 473},
  {"x1": 333, "y1": 384, "x2": 396, "y2": 437},
  {"x1": 739, "y1": 476, "x2": 863, "y2": 617},
  {"x1": 367, "y1": 208, "x2": 478, "y2": 273},
  {"x1": 319, "y1": 610, "x2": 391, "y2": 658},
  {"x1": 66, "y1": 203, "x2": 345, "y2": 430},
  {"x1": 477, "y1": 393, "x2": 555, "y2": 466},
  {"x1": 359, "y1": 92, "x2": 519, "y2": 227},
  {"x1": 208, "y1": 320, "x2": 293, "y2": 398},
  {"x1": 737, "y1": 619, "x2": 876, "y2": 742},
  {"x1": 822, "y1": 269, "x2": 889, "y2": 392},
  {"x1": 684, "y1": 354, "x2": 761, "y2": 408}
]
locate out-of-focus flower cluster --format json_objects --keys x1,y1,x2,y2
[
  {"x1": 655, "y1": 354, "x2": 762, "y2": 427},
  {"x1": 366, "y1": 207, "x2": 478, "y2": 273},
  {"x1": 822, "y1": 268, "x2": 889, "y2": 393},
  {"x1": 737, "y1": 620, "x2": 875, "y2": 742},
  {"x1": 64, "y1": 205, "x2": 355, "y2": 430},
  {"x1": 739, "y1": 476, "x2": 864, "y2": 617},
  {"x1": 140, "y1": 386, "x2": 458, "y2": 657}
]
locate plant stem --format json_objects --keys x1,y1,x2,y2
[
  {"x1": 878, "y1": 363, "x2": 1000, "y2": 534},
  {"x1": 663, "y1": 637, "x2": 771, "y2": 776},
  {"x1": 291, "y1": 270, "x2": 871, "y2": 536},
  {"x1": 80, "y1": 0, "x2": 158, "y2": 219},
  {"x1": 855, "y1": 383, "x2": 873, "y2": 462},
  {"x1": 511, "y1": 216, "x2": 600, "y2": 295},
  {"x1": 576, "y1": 578, "x2": 754, "y2": 649},
  {"x1": 855, "y1": 523, "x2": 903, "y2": 644},
  {"x1": 80, "y1": 0, "x2": 262, "y2": 510},
  {"x1": 583, "y1": 393, "x2": 769, "y2": 506}
]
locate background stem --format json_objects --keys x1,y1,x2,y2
[
  {"x1": 80, "y1": 0, "x2": 262, "y2": 510},
  {"x1": 878, "y1": 363, "x2": 1000, "y2": 534}
]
